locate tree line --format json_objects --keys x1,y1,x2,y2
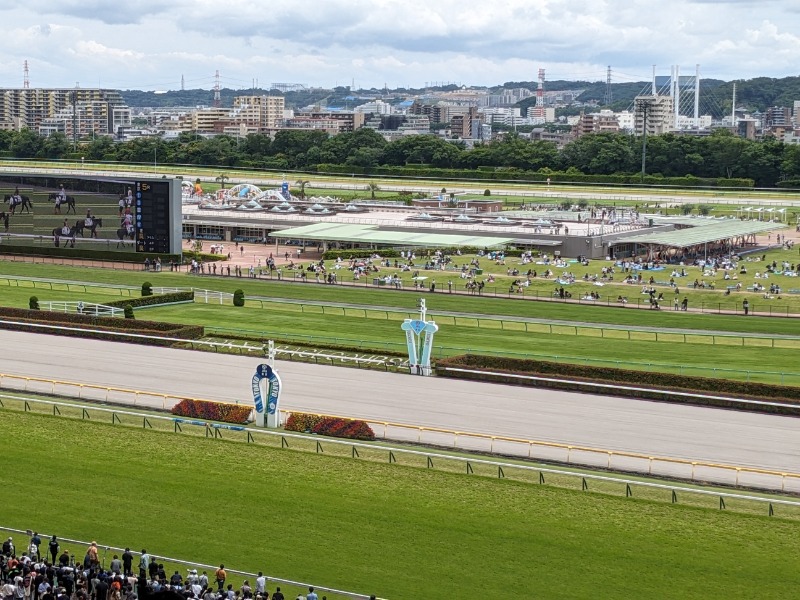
[{"x1": 1, "y1": 127, "x2": 798, "y2": 187}]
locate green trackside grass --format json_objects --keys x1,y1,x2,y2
[
  {"x1": 2, "y1": 410, "x2": 800, "y2": 599},
  {"x1": 1, "y1": 260, "x2": 799, "y2": 336},
  {"x1": 137, "y1": 302, "x2": 800, "y2": 384}
]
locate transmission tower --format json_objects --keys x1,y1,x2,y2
[
  {"x1": 181, "y1": 74, "x2": 185, "y2": 91},
  {"x1": 213, "y1": 70, "x2": 221, "y2": 107},
  {"x1": 604, "y1": 66, "x2": 612, "y2": 106},
  {"x1": 23, "y1": 60, "x2": 29, "y2": 89}
]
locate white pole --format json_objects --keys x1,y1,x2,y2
[
  {"x1": 652, "y1": 65, "x2": 657, "y2": 96},
  {"x1": 674, "y1": 65, "x2": 680, "y2": 130},
  {"x1": 694, "y1": 64, "x2": 700, "y2": 127}
]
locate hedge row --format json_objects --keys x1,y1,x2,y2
[
  {"x1": 171, "y1": 399, "x2": 252, "y2": 424},
  {"x1": 315, "y1": 164, "x2": 755, "y2": 188},
  {"x1": 0, "y1": 307, "x2": 204, "y2": 344},
  {"x1": 0, "y1": 318, "x2": 202, "y2": 346},
  {"x1": 321, "y1": 247, "x2": 530, "y2": 261},
  {"x1": 285, "y1": 412, "x2": 376, "y2": 441},
  {"x1": 0, "y1": 306, "x2": 202, "y2": 335},
  {"x1": 105, "y1": 291, "x2": 194, "y2": 309},
  {"x1": 436, "y1": 354, "x2": 800, "y2": 415}
]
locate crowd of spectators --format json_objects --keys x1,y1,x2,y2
[{"x1": 1, "y1": 535, "x2": 375, "y2": 600}]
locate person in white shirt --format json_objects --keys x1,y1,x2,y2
[{"x1": 255, "y1": 574, "x2": 266, "y2": 596}]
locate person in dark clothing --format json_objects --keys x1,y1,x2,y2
[
  {"x1": 122, "y1": 549, "x2": 133, "y2": 577},
  {"x1": 49, "y1": 537, "x2": 60, "y2": 564},
  {"x1": 271, "y1": 589, "x2": 284, "y2": 600},
  {"x1": 94, "y1": 578, "x2": 109, "y2": 600}
]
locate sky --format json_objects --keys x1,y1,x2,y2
[{"x1": 0, "y1": 0, "x2": 797, "y2": 91}]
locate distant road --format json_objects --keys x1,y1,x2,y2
[{"x1": 1, "y1": 329, "x2": 798, "y2": 483}]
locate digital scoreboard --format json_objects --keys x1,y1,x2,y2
[{"x1": 135, "y1": 180, "x2": 173, "y2": 254}]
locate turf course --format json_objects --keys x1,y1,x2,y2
[
  {"x1": 1, "y1": 261, "x2": 798, "y2": 333},
  {"x1": 1, "y1": 410, "x2": 799, "y2": 599},
  {"x1": 3, "y1": 262, "x2": 800, "y2": 384}
]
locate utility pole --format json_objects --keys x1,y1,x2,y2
[
  {"x1": 71, "y1": 88, "x2": 78, "y2": 151},
  {"x1": 635, "y1": 98, "x2": 652, "y2": 182}
]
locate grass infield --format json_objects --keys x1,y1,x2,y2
[{"x1": 1, "y1": 410, "x2": 799, "y2": 599}]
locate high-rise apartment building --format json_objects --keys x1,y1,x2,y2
[
  {"x1": 633, "y1": 95, "x2": 674, "y2": 135},
  {"x1": 0, "y1": 88, "x2": 131, "y2": 136},
  {"x1": 232, "y1": 95, "x2": 284, "y2": 128}
]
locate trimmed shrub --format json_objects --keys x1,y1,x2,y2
[
  {"x1": 106, "y1": 291, "x2": 194, "y2": 309},
  {"x1": 29, "y1": 296, "x2": 39, "y2": 310},
  {"x1": 233, "y1": 289, "x2": 245, "y2": 307},
  {"x1": 285, "y1": 412, "x2": 375, "y2": 441},
  {"x1": 123, "y1": 304, "x2": 134, "y2": 319},
  {"x1": 141, "y1": 282, "x2": 153, "y2": 297},
  {"x1": 171, "y1": 399, "x2": 252, "y2": 424},
  {"x1": 436, "y1": 354, "x2": 800, "y2": 415},
  {"x1": 0, "y1": 306, "x2": 204, "y2": 342}
]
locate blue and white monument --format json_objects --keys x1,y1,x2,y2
[
  {"x1": 252, "y1": 340, "x2": 282, "y2": 428},
  {"x1": 401, "y1": 299, "x2": 439, "y2": 376}
]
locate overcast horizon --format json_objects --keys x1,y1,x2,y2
[{"x1": 0, "y1": 0, "x2": 797, "y2": 91}]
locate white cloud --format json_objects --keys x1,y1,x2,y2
[{"x1": 0, "y1": 1, "x2": 795, "y2": 89}]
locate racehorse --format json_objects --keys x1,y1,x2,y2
[
  {"x1": 52, "y1": 225, "x2": 76, "y2": 248},
  {"x1": 48, "y1": 193, "x2": 76, "y2": 214},
  {"x1": 4, "y1": 194, "x2": 32, "y2": 215},
  {"x1": 74, "y1": 217, "x2": 103, "y2": 238},
  {"x1": 116, "y1": 225, "x2": 135, "y2": 248}
]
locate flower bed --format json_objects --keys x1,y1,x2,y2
[
  {"x1": 171, "y1": 399, "x2": 252, "y2": 424},
  {"x1": 285, "y1": 412, "x2": 375, "y2": 441}
]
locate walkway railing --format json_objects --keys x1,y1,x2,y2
[
  {"x1": 0, "y1": 525, "x2": 376, "y2": 600},
  {"x1": 40, "y1": 301, "x2": 123, "y2": 317},
  {"x1": 0, "y1": 373, "x2": 798, "y2": 494}
]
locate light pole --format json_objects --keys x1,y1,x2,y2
[{"x1": 635, "y1": 98, "x2": 653, "y2": 183}]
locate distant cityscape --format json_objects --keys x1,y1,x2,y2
[{"x1": 0, "y1": 66, "x2": 798, "y2": 148}]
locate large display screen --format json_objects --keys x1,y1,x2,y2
[
  {"x1": 0, "y1": 173, "x2": 181, "y2": 255},
  {"x1": 135, "y1": 180, "x2": 172, "y2": 253}
]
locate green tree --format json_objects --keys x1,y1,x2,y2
[
  {"x1": 83, "y1": 136, "x2": 116, "y2": 161},
  {"x1": 10, "y1": 128, "x2": 43, "y2": 158},
  {"x1": 295, "y1": 179, "x2": 310, "y2": 199},
  {"x1": 367, "y1": 182, "x2": 380, "y2": 199},
  {"x1": 215, "y1": 173, "x2": 230, "y2": 189},
  {"x1": 41, "y1": 132, "x2": 69, "y2": 159}
]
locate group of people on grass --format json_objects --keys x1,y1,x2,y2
[{"x1": 0, "y1": 535, "x2": 378, "y2": 600}]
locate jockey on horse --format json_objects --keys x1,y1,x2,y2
[{"x1": 54, "y1": 185, "x2": 67, "y2": 214}]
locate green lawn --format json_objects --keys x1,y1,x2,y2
[
  {"x1": 4, "y1": 261, "x2": 800, "y2": 384},
  {"x1": 2, "y1": 260, "x2": 799, "y2": 335},
  {"x1": 2, "y1": 410, "x2": 799, "y2": 599},
  {"x1": 143, "y1": 302, "x2": 800, "y2": 384}
]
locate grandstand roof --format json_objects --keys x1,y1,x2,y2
[
  {"x1": 269, "y1": 223, "x2": 516, "y2": 248},
  {"x1": 618, "y1": 220, "x2": 785, "y2": 248}
]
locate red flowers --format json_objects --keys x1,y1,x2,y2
[{"x1": 285, "y1": 413, "x2": 375, "y2": 441}]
